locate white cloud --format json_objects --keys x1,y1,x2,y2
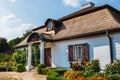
[
  {"x1": 1, "y1": 23, "x2": 33, "y2": 40},
  {"x1": 63, "y1": 0, "x2": 81, "y2": 7},
  {"x1": 1, "y1": 14, "x2": 21, "y2": 23},
  {"x1": 0, "y1": 8, "x2": 34, "y2": 41},
  {"x1": 10, "y1": 0, "x2": 16, "y2": 3}
]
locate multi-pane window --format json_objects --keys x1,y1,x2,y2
[
  {"x1": 68, "y1": 43, "x2": 89, "y2": 62},
  {"x1": 73, "y1": 45, "x2": 83, "y2": 61}
]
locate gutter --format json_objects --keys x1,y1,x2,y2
[{"x1": 106, "y1": 31, "x2": 113, "y2": 63}]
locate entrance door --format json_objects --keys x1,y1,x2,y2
[{"x1": 44, "y1": 48, "x2": 51, "y2": 67}]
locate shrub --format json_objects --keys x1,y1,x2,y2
[
  {"x1": 37, "y1": 64, "x2": 46, "y2": 74},
  {"x1": 0, "y1": 66, "x2": 6, "y2": 71},
  {"x1": 107, "y1": 74, "x2": 120, "y2": 80},
  {"x1": 0, "y1": 54, "x2": 12, "y2": 62},
  {"x1": 91, "y1": 59, "x2": 100, "y2": 72},
  {"x1": 16, "y1": 64, "x2": 26, "y2": 72},
  {"x1": 64, "y1": 70, "x2": 81, "y2": 80},
  {"x1": 37, "y1": 64, "x2": 46, "y2": 68},
  {"x1": 50, "y1": 68, "x2": 67, "y2": 75},
  {"x1": 96, "y1": 72, "x2": 106, "y2": 77},
  {"x1": 37, "y1": 68, "x2": 49, "y2": 75},
  {"x1": 0, "y1": 62, "x2": 13, "y2": 71},
  {"x1": 105, "y1": 60, "x2": 120, "y2": 75},
  {"x1": 47, "y1": 71, "x2": 59, "y2": 80},
  {"x1": 47, "y1": 71, "x2": 59, "y2": 77},
  {"x1": 83, "y1": 67, "x2": 94, "y2": 77},
  {"x1": 70, "y1": 63, "x2": 82, "y2": 71},
  {"x1": 47, "y1": 71, "x2": 68, "y2": 80}
]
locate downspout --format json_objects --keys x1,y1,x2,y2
[{"x1": 106, "y1": 31, "x2": 113, "y2": 63}]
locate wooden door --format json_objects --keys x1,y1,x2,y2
[{"x1": 44, "y1": 48, "x2": 51, "y2": 67}]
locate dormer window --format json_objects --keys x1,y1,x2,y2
[
  {"x1": 45, "y1": 18, "x2": 63, "y2": 32},
  {"x1": 47, "y1": 22, "x2": 53, "y2": 30}
]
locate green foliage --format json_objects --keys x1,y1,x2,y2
[
  {"x1": 0, "y1": 54, "x2": 12, "y2": 62},
  {"x1": 16, "y1": 63, "x2": 26, "y2": 72},
  {"x1": 91, "y1": 59, "x2": 100, "y2": 72},
  {"x1": 8, "y1": 30, "x2": 32, "y2": 52},
  {"x1": 0, "y1": 62, "x2": 13, "y2": 71},
  {"x1": 0, "y1": 37, "x2": 10, "y2": 53},
  {"x1": 37, "y1": 64, "x2": 46, "y2": 68},
  {"x1": 22, "y1": 30, "x2": 32, "y2": 40},
  {"x1": 37, "y1": 68, "x2": 49, "y2": 75},
  {"x1": 47, "y1": 69, "x2": 69, "y2": 80},
  {"x1": 32, "y1": 46, "x2": 40, "y2": 66},
  {"x1": 12, "y1": 50, "x2": 27, "y2": 65},
  {"x1": 83, "y1": 66, "x2": 94, "y2": 77},
  {"x1": 8, "y1": 37, "x2": 22, "y2": 51},
  {"x1": 70, "y1": 63, "x2": 82, "y2": 71},
  {"x1": 47, "y1": 71, "x2": 59, "y2": 77},
  {"x1": 105, "y1": 59, "x2": 120, "y2": 75},
  {"x1": 107, "y1": 74, "x2": 120, "y2": 80},
  {"x1": 37, "y1": 64, "x2": 46, "y2": 74},
  {"x1": 95, "y1": 72, "x2": 106, "y2": 77},
  {"x1": 0, "y1": 66, "x2": 6, "y2": 71},
  {"x1": 47, "y1": 71, "x2": 68, "y2": 80},
  {"x1": 50, "y1": 68, "x2": 67, "y2": 76}
]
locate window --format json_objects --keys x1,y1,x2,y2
[
  {"x1": 47, "y1": 22, "x2": 53, "y2": 30},
  {"x1": 73, "y1": 45, "x2": 83, "y2": 61},
  {"x1": 68, "y1": 43, "x2": 89, "y2": 62}
]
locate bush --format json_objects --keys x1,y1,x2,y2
[
  {"x1": 37, "y1": 64, "x2": 46, "y2": 74},
  {"x1": 47, "y1": 71, "x2": 59, "y2": 80},
  {"x1": 37, "y1": 64, "x2": 46, "y2": 68},
  {"x1": 37, "y1": 68, "x2": 49, "y2": 75},
  {"x1": 0, "y1": 54, "x2": 12, "y2": 62},
  {"x1": 105, "y1": 60, "x2": 120, "y2": 74},
  {"x1": 0, "y1": 66, "x2": 6, "y2": 71},
  {"x1": 16, "y1": 64, "x2": 26, "y2": 72},
  {"x1": 47, "y1": 71, "x2": 59, "y2": 77},
  {"x1": 47, "y1": 71, "x2": 68, "y2": 80},
  {"x1": 107, "y1": 74, "x2": 120, "y2": 80},
  {"x1": 83, "y1": 68, "x2": 94, "y2": 77},
  {"x1": 70, "y1": 63, "x2": 82, "y2": 71},
  {"x1": 50, "y1": 68, "x2": 67, "y2": 75},
  {"x1": 91, "y1": 59, "x2": 100, "y2": 72},
  {"x1": 64, "y1": 70, "x2": 81, "y2": 80}
]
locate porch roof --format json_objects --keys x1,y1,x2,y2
[{"x1": 15, "y1": 32, "x2": 52, "y2": 48}]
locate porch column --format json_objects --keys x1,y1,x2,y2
[
  {"x1": 26, "y1": 43, "x2": 33, "y2": 71},
  {"x1": 40, "y1": 41, "x2": 45, "y2": 64}
]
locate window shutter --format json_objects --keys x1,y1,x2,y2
[
  {"x1": 68, "y1": 45, "x2": 73, "y2": 61},
  {"x1": 83, "y1": 43, "x2": 89, "y2": 61}
]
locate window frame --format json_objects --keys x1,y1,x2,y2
[
  {"x1": 68, "y1": 43, "x2": 89, "y2": 62},
  {"x1": 47, "y1": 21, "x2": 54, "y2": 31}
]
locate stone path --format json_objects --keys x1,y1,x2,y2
[{"x1": 0, "y1": 69, "x2": 46, "y2": 80}]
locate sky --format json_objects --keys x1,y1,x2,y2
[{"x1": 0, "y1": 0, "x2": 120, "y2": 41}]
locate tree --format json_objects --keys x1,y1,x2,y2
[
  {"x1": 0, "y1": 37, "x2": 10, "y2": 53},
  {"x1": 22, "y1": 30, "x2": 32, "y2": 40},
  {"x1": 8, "y1": 30, "x2": 32, "y2": 51}
]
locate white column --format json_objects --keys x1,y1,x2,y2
[
  {"x1": 40, "y1": 41, "x2": 45, "y2": 64},
  {"x1": 26, "y1": 43, "x2": 33, "y2": 71}
]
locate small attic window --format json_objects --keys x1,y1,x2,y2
[{"x1": 47, "y1": 21, "x2": 53, "y2": 30}]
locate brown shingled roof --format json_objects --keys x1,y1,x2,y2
[{"x1": 15, "y1": 4, "x2": 120, "y2": 48}]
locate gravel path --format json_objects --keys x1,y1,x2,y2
[{"x1": 0, "y1": 69, "x2": 46, "y2": 80}]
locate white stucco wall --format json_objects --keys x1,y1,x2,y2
[
  {"x1": 111, "y1": 33, "x2": 120, "y2": 60},
  {"x1": 51, "y1": 33, "x2": 120, "y2": 68}
]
